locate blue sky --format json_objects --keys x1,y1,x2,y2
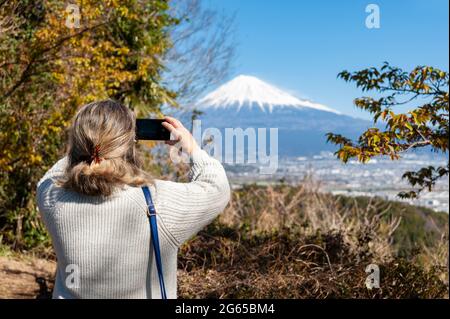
[{"x1": 206, "y1": 0, "x2": 449, "y2": 119}]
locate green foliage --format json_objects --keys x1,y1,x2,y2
[{"x1": 327, "y1": 63, "x2": 449, "y2": 198}]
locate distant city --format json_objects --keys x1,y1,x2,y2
[{"x1": 226, "y1": 152, "x2": 449, "y2": 214}]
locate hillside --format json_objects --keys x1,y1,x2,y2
[
  {"x1": 1, "y1": 184, "x2": 447, "y2": 299},
  {"x1": 180, "y1": 184, "x2": 448, "y2": 298}
]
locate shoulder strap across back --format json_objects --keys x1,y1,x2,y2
[{"x1": 142, "y1": 185, "x2": 167, "y2": 299}]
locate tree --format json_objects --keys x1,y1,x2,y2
[
  {"x1": 164, "y1": 0, "x2": 236, "y2": 105},
  {"x1": 144, "y1": 0, "x2": 236, "y2": 186},
  {"x1": 0, "y1": 0, "x2": 178, "y2": 248},
  {"x1": 0, "y1": 0, "x2": 236, "y2": 250},
  {"x1": 327, "y1": 63, "x2": 449, "y2": 199}
]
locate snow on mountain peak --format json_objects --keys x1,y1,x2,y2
[{"x1": 197, "y1": 75, "x2": 340, "y2": 114}]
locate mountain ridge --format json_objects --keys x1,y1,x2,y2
[{"x1": 197, "y1": 75, "x2": 341, "y2": 114}]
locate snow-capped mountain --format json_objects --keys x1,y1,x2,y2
[
  {"x1": 190, "y1": 75, "x2": 371, "y2": 157},
  {"x1": 197, "y1": 75, "x2": 340, "y2": 114}
]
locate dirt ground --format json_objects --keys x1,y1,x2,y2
[{"x1": 0, "y1": 256, "x2": 55, "y2": 299}]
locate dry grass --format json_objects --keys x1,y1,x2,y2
[
  {"x1": 220, "y1": 181, "x2": 402, "y2": 263},
  {"x1": 178, "y1": 182, "x2": 449, "y2": 298},
  {"x1": 177, "y1": 223, "x2": 448, "y2": 298},
  {"x1": 0, "y1": 181, "x2": 447, "y2": 299}
]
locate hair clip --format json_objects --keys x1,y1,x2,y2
[{"x1": 91, "y1": 145, "x2": 102, "y2": 164}]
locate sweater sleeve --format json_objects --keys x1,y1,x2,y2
[
  {"x1": 36, "y1": 157, "x2": 68, "y2": 210},
  {"x1": 37, "y1": 157, "x2": 68, "y2": 187},
  {"x1": 152, "y1": 149, "x2": 231, "y2": 246}
]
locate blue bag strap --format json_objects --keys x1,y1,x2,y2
[{"x1": 142, "y1": 186, "x2": 167, "y2": 299}]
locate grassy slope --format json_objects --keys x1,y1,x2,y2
[
  {"x1": 1, "y1": 184, "x2": 448, "y2": 298},
  {"x1": 337, "y1": 195, "x2": 449, "y2": 257},
  {"x1": 178, "y1": 184, "x2": 449, "y2": 298}
]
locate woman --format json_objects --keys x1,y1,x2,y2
[{"x1": 37, "y1": 99, "x2": 230, "y2": 299}]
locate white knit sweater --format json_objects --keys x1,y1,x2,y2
[{"x1": 37, "y1": 149, "x2": 230, "y2": 299}]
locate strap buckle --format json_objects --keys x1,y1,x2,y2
[{"x1": 146, "y1": 209, "x2": 157, "y2": 217}]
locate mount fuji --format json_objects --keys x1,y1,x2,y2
[{"x1": 190, "y1": 75, "x2": 372, "y2": 157}]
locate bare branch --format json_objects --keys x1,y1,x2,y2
[{"x1": 164, "y1": 0, "x2": 236, "y2": 105}]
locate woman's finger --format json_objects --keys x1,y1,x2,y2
[
  {"x1": 162, "y1": 121, "x2": 176, "y2": 133},
  {"x1": 162, "y1": 121, "x2": 181, "y2": 140},
  {"x1": 164, "y1": 116, "x2": 181, "y2": 128},
  {"x1": 173, "y1": 118, "x2": 183, "y2": 128},
  {"x1": 166, "y1": 116, "x2": 182, "y2": 128}
]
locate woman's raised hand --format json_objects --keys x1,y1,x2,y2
[{"x1": 162, "y1": 116, "x2": 200, "y2": 155}]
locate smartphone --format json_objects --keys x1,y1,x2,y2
[{"x1": 136, "y1": 119, "x2": 171, "y2": 140}]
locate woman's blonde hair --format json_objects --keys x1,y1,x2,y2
[{"x1": 58, "y1": 99, "x2": 152, "y2": 196}]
